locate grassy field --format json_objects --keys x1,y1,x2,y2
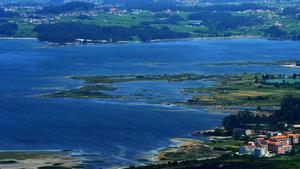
[
  {"x1": 55, "y1": 11, "x2": 210, "y2": 38},
  {"x1": 206, "y1": 138, "x2": 244, "y2": 152},
  {"x1": 15, "y1": 23, "x2": 36, "y2": 37},
  {"x1": 185, "y1": 73, "x2": 300, "y2": 109}
]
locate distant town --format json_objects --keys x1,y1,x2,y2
[{"x1": 0, "y1": 0, "x2": 300, "y2": 43}]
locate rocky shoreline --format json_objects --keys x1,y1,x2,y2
[{"x1": 152, "y1": 138, "x2": 229, "y2": 164}]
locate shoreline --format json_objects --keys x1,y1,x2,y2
[
  {"x1": 133, "y1": 138, "x2": 204, "y2": 166},
  {"x1": 1, "y1": 35, "x2": 298, "y2": 49},
  {"x1": 149, "y1": 137, "x2": 228, "y2": 165},
  {"x1": 0, "y1": 35, "x2": 274, "y2": 46},
  {"x1": 0, "y1": 37, "x2": 37, "y2": 40},
  {"x1": 282, "y1": 64, "x2": 300, "y2": 69}
]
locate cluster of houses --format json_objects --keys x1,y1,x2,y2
[{"x1": 237, "y1": 128, "x2": 300, "y2": 157}]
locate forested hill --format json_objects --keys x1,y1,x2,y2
[
  {"x1": 37, "y1": 1, "x2": 96, "y2": 14},
  {"x1": 34, "y1": 23, "x2": 190, "y2": 43}
]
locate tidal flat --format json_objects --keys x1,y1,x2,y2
[
  {"x1": 44, "y1": 71, "x2": 300, "y2": 113},
  {"x1": 0, "y1": 151, "x2": 83, "y2": 169},
  {"x1": 43, "y1": 73, "x2": 214, "y2": 99}
]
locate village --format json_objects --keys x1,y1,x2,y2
[
  {"x1": 197, "y1": 124, "x2": 300, "y2": 159},
  {"x1": 236, "y1": 126, "x2": 300, "y2": 157},
  {"x1": 1, "y1": 2, "x2": 279, "y2": 26}
]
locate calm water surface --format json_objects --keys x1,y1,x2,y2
[{"x1": 0, "y1": 38, "x2": 299, "y2": 168}]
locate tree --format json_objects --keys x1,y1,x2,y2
[
  {"x1": 272, "y1": 95, "x2": 300, "y2": 124},
  {"x1": 0, "y1": 23, "x2": 18, "y2": 36},
  {"x1": 263, "y1": 26, "x2": 288, "y2": 39}
]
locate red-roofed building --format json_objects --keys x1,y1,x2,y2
[
  {"x1": 286, "y1": 134, "x2": 300, "y2": 144},
  {"x1": 267, "y1": 141, "x2": 292, "y2": 154},
  {"x1": 270, "y1": 135, "x2": 291, "y2": 145}
]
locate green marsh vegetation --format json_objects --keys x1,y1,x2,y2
[
  {"x1": 45, "y1": 72, "x2": 300, "y2": 114},
  {"x1": 185, "y1": 73, "x2": 300, "y2": 109}
]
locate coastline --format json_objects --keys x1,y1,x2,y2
[
  {"x1": 283, "y1": 64, "x2": 300, "y2": 69},
  {"x1": 0, "y1": 35, "x2": 263, "y2": 46},
  {"x1": 152, "y1": 138, "x2": 202, "y2": 162},
  {"x1": 0, "y1": 37, "x2": 37, "y2": 40},
  {"x1": 1, "y1": 34, "x2": 297, "y2": 48},
  {"x1": 132, "y1": 138, "x2": 202, "y2": 167},
  {"x1": 148, "y1": 137, "x2": 229, "y2": 165}
]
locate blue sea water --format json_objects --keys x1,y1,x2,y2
[{"x1": 0, "y1": 38, "x2": 299, "y2": 168}]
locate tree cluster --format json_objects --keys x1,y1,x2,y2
[
  {"x1": 34, "y1": 22, "x2": 190, "y2": 43},
  {"x1": 272, "y1": 95, "x2": 300, "y2": 124},
  {"x1": 223, "y1": 96, "x2": 300, "y2": 130},
  {"x1": 0, "y1": 23, "x2": 18, "y2": 36},
  {"x1": 38, "y1": 2, "x2": 96, "y2": 14},
  {"x1": 188, "y1": 11, "x2": 261, "y2": 31},
  {"x1": 263, "y1": 25, "x2": 300, "y2": 40}
]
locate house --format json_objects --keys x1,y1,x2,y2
[
  {"x1": 239, "y1": 140, "x2": 269, "y2": 157},
  {"x1": 267, "y1": 141, "x2": 292, "y2": 154},
  {"x1": 238, "y1": 132, "x2": 299, "y2": 156},
  {"x1": 269, "y1": 135, "x2": 291, "y2": 145},
  {"x1": 293, "y1": 124, "x2": 300, "y2": 129},
  {"x1": 286, "y1": 134, "x2": 300, "y2": 144},
  {"x1": 266, "y1": 131, "x2": 282, "y2": 137}
]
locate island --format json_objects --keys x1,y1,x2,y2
[
  {"x1": 43, "y1": 73, "x2": 210, "y2": 99},
  {"x1": 44, "y1": 67, "x2": 300, "y2": 113}
]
